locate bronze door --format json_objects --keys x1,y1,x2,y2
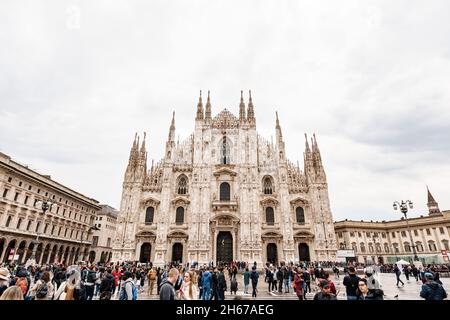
[{"x1": 216, "y1": 232, "x2": 233, "y2": 265}]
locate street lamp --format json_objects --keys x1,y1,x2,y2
[
  {"x1": 393, "y1": 200, "x2": 419, "y2": 261},
  {"x1": 26, "y1": 198, "x2": 56, "y2": 265},
  {"x1": 79, "y1": 225, "x2": 100, "y2": 263}
]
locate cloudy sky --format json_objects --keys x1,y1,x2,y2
[{"x1": 1, "y1": 0, "x2": 449, "y2": 221}]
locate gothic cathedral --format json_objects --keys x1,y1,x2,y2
[{"x1": 112, "y1": 91, "x2": 337, "y2": 266}]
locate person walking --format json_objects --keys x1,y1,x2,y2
[
  {"x1": 159, "y1": 268, "x2": 179, "y2": 300},
  {"x1": 293, "y1": 268, "x2": 304, "y2": 300},
  {"x1": 343, "y1": 266, "x2": 360, "y2": 300},
  {"x1": 99, "y1": 268, "x2": 115, "y2": 300},
  {"x1": 217, "y1": 268, "x2": 227, "y2": 300},
  {"x1": 420, "y1": 273, "x2": 447, "y2": 300},
  {"x1": 201, "y1": 267, "x2": 212, "y2": 300},
  {"x1": 411, "y1": 265, "x2": 419, "y2": 282},
  {"x1": 119, "y1": 271, "x2": 137, "y2": 300},
  {"x1": 266, "y1": 266, "x2": 274, "y2": 293},
  {"x1": 243, "y1": 267, "x2": 250, "y2": 294},
  {"x1": 250, "y1": 266, "x2": 259, "y2": 298},
  {"x1": 147, "y1": 267, "x2": 157, "y2": 296},
  {"x1": 302, "y1": 268, "x2": 311, "y2": 299},
  {"x1": 394, "y1": 265, "x2": 404, "y2": 287}
]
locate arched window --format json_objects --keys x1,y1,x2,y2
[
  {"x1": 266, "y1": 207, "x2": 274, "y2": 225},
  {"x1": 393, "y1": 243, "x2": 399, "y2": 253},
  {"x1": 384, "y1": 243, "x2": 390, "y2": 253},
  {"x1": 352, "y1": 242, "x2": 357, "y2": 253},
  {"x1": 360, "y1": 243, "x2": 366, "y2": 253},
  {"x1": 175, "y1": 207, "x2": 184, "y2": 225},
  {"x1": 177, "y1": 176, "x2": 188, "y2": 195},
  {"x1": 145, "y1": 207, "x2": 154, "y2": 224},
  {"x1": 416, "y1": 242, "x2": 424, "y2": 252},
  {"x1": 220, "y1": 182, "x2": 230, "y2": 201},
  {"x1": 404, "y1": 242, "x2": 411, "y2": 252},
  {"x1": 220, "y1": 136, "x2": 231, "y2": 164},
  {"x1": 428, "y1": 241, "x2": 437, "y2": 251},
  {"x1": 263, "y1": 177, "x2": 273, "y2": 194},
  {"x1": 368, "y1": 243, "x2": 374, "y2": 253},
  {"x1": 296, "y1": 207, "x2": 305, "y2": 224}
]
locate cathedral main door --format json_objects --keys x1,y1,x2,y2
[
  {"x1": 216, "y1": 232, "x2": 233, "y2": 265},
  {"x1": 267, "y1": 243, "x2": 278, "y2": 264},
  {"x1": 172, "y1": 243, "x2": 183, "y2": 262}
]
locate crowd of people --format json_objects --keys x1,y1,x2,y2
[{"x1": 0, "y1": 260, "x2": 447, "y2": 300}]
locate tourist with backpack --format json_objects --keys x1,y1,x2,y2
[
  {"x1": 29, "y1": 271, "x2": 53, "y2": 300},
  {"x1": 119, "y1": 271, "x2": 137, "y2": 300},
  {"x1": 83, "y1": 266, "x2": 97, "y2": 300}
]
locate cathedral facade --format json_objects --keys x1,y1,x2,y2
[{"x1": 112, "y1": 91, "x2": 337, "y2": 266}]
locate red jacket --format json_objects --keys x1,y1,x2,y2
[
  {"x1": 294, "y1": 274, "x2": 304, "y2": 297},
  {"x1": 112, "y1": 270, "x2": 121, "y2": 286}
]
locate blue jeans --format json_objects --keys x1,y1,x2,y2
[
  {"x1": 347, "y1": 295, "x2": 357, "y2": 300},
  {"x1": 284, "y1": 279, "x2": 290, "y2": 292},
  {"x1": 202, "y1": 287, "x2": 210, "y2": 300}
]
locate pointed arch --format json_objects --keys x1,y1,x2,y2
[
  {"x1": 177, "y1": 174, "x2": 188, "y2": 195},
  {"x1": 262, "y1": 176, "x2": 274, "y2": 194},
  {"x1": 219, "y1": 136, "x2": 232, "y2": 164}
]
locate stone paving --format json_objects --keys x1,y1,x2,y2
[{"x1": 95, "y1": 272, "x2": 450, "y2": 300}]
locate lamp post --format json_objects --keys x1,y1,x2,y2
[
  {"x1": 26, "y1": 198, "x2": 56, "y2": 266},
  {"x1": 79, "y1": 225, "x2": 100, "y2": 263},
  {"x1": 393, "y1": 200, "x2": 419, "y2": 261}
]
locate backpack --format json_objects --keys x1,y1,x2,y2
[
  {"x1": 119, "y1": 281, "x2": 138, "y2": 300},
  {"x1": 35, "y1": 282, "x2": 48, "y2": 299}
]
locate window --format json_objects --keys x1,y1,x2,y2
[
  {"x1": 368, "y1": 243, "x2": 374, "y2": 253},
  {"x1": 76, "y1": 231, "x2": 79, "y2": 239},
  {"x1": 44, "y1": 224, "x2": 48, "y2": 234},
  {"x1": 443, "y1": 241, "x2": 449, "y2": 251},
  {"x1": 352, "y1": 243, "x2": 357, "y2": 253},
  {"x1": 26, "y1": 220, "x2": 32, "y2": 231},
  {"x1": 97, "y1": 224, "x2": 101, "y2": 228},
  {"x1": 8, "y1": 177, "x2": 12, "y2": 182},
  {"x1": 107, "y1": 238, "x2": 111, "y2": 247},
  {"x1": 63, "y1": 209, "x2": 66, "y2": 216},
  {"x1": 19, "y1": 181, "x2": 22, "y2": 187},
  {"x1": 58, "y1": 227, "x2": 62, "y2": 236},
  {"x1": 263, "y1": 177, "x2": 273, "y2": 194},
  {"x1": 64, "y1": 228, "x2": 68, "y2": 237},
  {"x1": 220, "y1": 136, "x2": 231, "y2": 164},
  {"x1": 24, "y1": 196, "x2": 29, "y2": 205},
  {"x1": 426, "y1": 229, "x2": 431, "y2": 236},
  {"x1": 51, "y1": 225, "x2": 56, "y2": 234},
  {"x1": 99, "y1": 217, "x2": 102, "y2": 221},
  {"x1": 366, "y1": 232, "x2": 371, "y2": 237},
  {"x1": 439, "y1": 227, "x2": 445, "y2": 235},
  {"x1": 384, "y1": 243, "x2": 389, "y2": 253},
  {"x1": 360, "y1": 243, "x2": 366, "y2": 253},
  {"x1": 175, "y1": 207, "x2": 184, "y2": 224},
  {"x1": 28, "y1": 186, "x2": 32, "y2": 191},
  {"x1": 35, "y1": 222, "x2": 41, "y2": 232},
  {"x1": 393, "y1": 243, "x2": 399, "y2": 253},
  {"x1": 296, "y1": 207, "x2": 305, "y2": 224},
  {"x1": 70, "y1": 230, "x2": 74, "y2": 238},
  {"x1": 337, "y1": 232, "x2": 342, "y2": 238},
  {"x1": 382, "y1": 233, "x2": 386, "y2": 238},
  {"x1": 350, "y1": 232, "x2": 355, "y2": 237},
  {"x1": 414, "y1": 230, "x2": 418, "y2": 236},
  {"x1": 416, "y1": 242, "x2": 424, "y2": 252},
  {"x1": 56, "y1": 207, "x2": 60, "y2": 214},
  {"x1": 401, "y1": 231, "x2": 406, "y2": 237},
  {"x1": 5, "y1": 216, "x2": 12, "y2": 227},
  {"x1": 358, "y1": 232, "x2": 362, "y2": 237},
  {"x1": 16, "y1": 218, "x2": 22, "y2": 229},
  {"x1": 92, "y1": 236, "x2": 99, "y2": 247},
  {"x1": 45, "y1": 192, "x2": 48, "y2": 196},
  {"x1": 404, "y1": 242, "x2": 411, "y2": 252},
  {"x1": 177, "y1": 176, "x2": 188, "y2": 194},
  {"x1": 428, "y1": 241, "x2": 437, "y2": 251},
  {"x1": 145, "y1": 207, "x2": 154, "y2": 224},
  {"x1": 219, "y1": 182, "x2": 230, "y2": 201},
  {"x1": 391, "y1": 232, "x2": 396, "y2": 238},
  {"x1": 37, "y1": 189, "x2": 40, "y2": 193},
  {"x1": 266, "y1": 207, "x2": 275, "y2": 225},
  {"x1": 14, "y1": 192, "x2": 20, "y2": 201},
  {"x1": 376, "y1": 244, "x2": 382, "y2": 252}
]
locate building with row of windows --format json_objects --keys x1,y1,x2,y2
[
  {"x1": 113, "y1": 91, "x2": 337, "y2": 266},
  {"x1": 334, "y1": 188, "x2": 450, "y2": 264},
  {"x1": 0, "y1": 152, "x2": 102, "y2": 265},
  {"x1": 90, "y1": 205, "x2": 118, "y2": 263}
]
